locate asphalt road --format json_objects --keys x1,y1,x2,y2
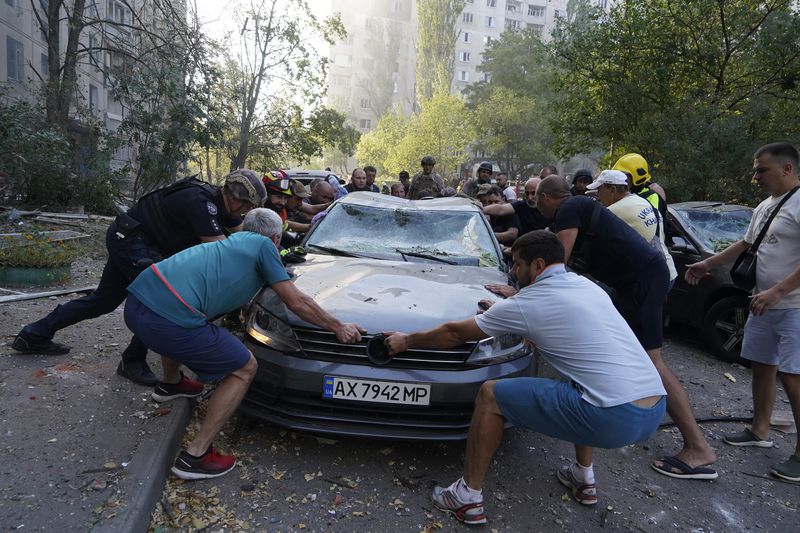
[{"x1": 151, "y1": 333, "x2": 799, "y2": 532}]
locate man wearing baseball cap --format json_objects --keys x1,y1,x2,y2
[{"x1": 12, "y1": 169, "x2": 266, "y2": 386}]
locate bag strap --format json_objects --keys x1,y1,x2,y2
[
  {"x1": 749, "y1": 185, "x2": 800, "y2": 252},
  {"x1": 585, "y1": 200, "x2": 602, "y2": 237}
]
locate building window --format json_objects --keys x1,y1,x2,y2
[
  {"x1": 486, "y1": 0, "x2": 496, "y2": 6},
  {"x1": 360, "y1": 98, "x2": 370, "y2": 109},
  {"x1": 89, "y1": 84, "x2": 98, "y2": 111},
  {"x1": 505, "y1": 19, "x2": 522, "y2": 31},
  {"x1": 107, "y1": 0, "x2": 127, "y2": 24},
  {"x1": 5, "y1": 0, "x2": 19, "y2": 7},
  {"x1": 40, "y1": 53, "x2": 48, "y2": 79},
  {"x1": 528, "y1": 5, "x2": 545, "y2": 17},
  {"x1": 481, "y1": 72, "x2": 491, "y2": 82},
  {"x1": 507, "y1": 2, "x2": 518, "y2": 12},
  {"x1": 6, "y1": 37, "x2": 24, "y2": 81},
  {"x1": 459, "y1": 51, "x2": 471, "y2": 62},
  {"x1": 483, "y1": 35, "x2": 493, "y2": 44},
  {"x1": 391, "y1": 0, "x2": 403, "y2": 12},
  {"x1": 458, "y1": 70, "x2": 469, "y2": 82},
  {"x1": 554, "y1": 9, "x2": 563, "y2": 18},
  {"x1": 485, "y1": 16, "x2": 495, "y2": 27},
  {"x1": 462, "y1": 12, "x2": 473, "y2": 23},
  {"x1": 332, "y1": 75, "x2": 350, "y2": 87},
  {"x1": 462, "y1": 31, "x2": 470, "y2": 43},
  {"x1": 335, "y1": 54, "x2": 351, "y2": 67},
  {"x1": 358, "y1": 119, "x2": 372, "y2": 129}
]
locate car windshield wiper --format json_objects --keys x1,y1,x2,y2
[
  {"x1": 307, "y1": 244, "x2": 370, "y2": 258},
  {"x1": 395, "y1": 248, "x2": 457, "y2": 265}
]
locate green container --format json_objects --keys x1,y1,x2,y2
[{"x1": 0, "y1": 266, "x2": 72, "y2": 287}]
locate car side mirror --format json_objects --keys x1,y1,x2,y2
[{"x1": 670, "y1": 236, "x2": 698, "y2": 254}]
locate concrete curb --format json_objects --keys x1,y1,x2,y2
[{"x1": 95, "y1": 398, "x2": 194, "y2": 533}]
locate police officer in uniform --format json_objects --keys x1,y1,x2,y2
[
  {"x1": 12, "y1": 169, "x2": 266, "y2": 386},
  {"x1": 612, "y1": 153, "x2": 667, "y2": 219}
]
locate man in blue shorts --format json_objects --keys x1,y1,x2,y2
[
  {"x1": 124, "y1": 208, "x2": 364, "y2": 480},
  {"x1": 686, "y1": 142, "x2": 800, "y2": 482},
  {"x1": 384, "y1": 231, "x2": 666, "y2": 525}
]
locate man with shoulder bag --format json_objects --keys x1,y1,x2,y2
[{"x1": 685, "y1": 142, "x2": 800, "y2": 482}]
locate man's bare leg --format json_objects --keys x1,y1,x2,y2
[
  {"x1": 778, "y1": 372, "x2": 800, "y2": 457},
  {"x1": 463, "y1": 381, "x2": 506, "y2": 490},
  {"x1": 160, "y1": 356, "x2": 181, "y2": 384},
  {"x1": 575, "y1": 444, "x2": 593, "y2": 468},
  {"x1": 750, "y1": 362, "x2": 778, "y2": 440},
  {"x1": 185, "y1": 354, "x2": 257, "y2": 457},
  {"x1": 648, "y1": 348, "x2": 717, "y2": 469}
]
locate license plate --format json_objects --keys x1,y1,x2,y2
[{"x1": 322, "y1": 375, "x2": 430, "y2": 406}]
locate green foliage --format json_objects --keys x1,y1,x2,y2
[
  {"x1": 465, "y1": 29, "x2": 559, "y2": 173},
  {"x1": 552, "y1": 0, "x2": 800, "y2": 203},
  {"x1": 0, "y1": 91, "x2": 124, "y2": 212},
  {"x1": 357, "y1": 92, "x2": 475, "y2": 179},
  {"x1": 415, "y1": 0, "x2": 466, "y2": 105},
  {"x1": 0, "y1": 233, "x2": 83, "y2": 267}
]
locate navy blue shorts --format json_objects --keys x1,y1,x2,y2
[
  {"x1": 615, "y1": 257, "x2": 670, "y2": 350},
  {"x1": 494, "y1": 378, "x2": 665, "y2": 449},
  {"x1": 124, "y1": 294, "x2": 251, "y2": 382}
]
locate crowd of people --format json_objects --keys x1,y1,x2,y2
[{"x1": 10, "y1": 143, "x2": 800, "y2": 523}]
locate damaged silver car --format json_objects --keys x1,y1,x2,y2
[{"x1": 240, "y1": 192, "x2": 534, "y2": 440}]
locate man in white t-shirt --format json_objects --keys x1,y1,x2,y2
[
  {"x1": 589, "y1": 169, "x2": 678, "y2": 286},
  {"x1": 496, "y1": 173, "x2": 517, "y2": 201},
  {"x1": 686, "y1": 142, "x2": 800, "y2": 482},
  {"x1": 384, "y1": 231, "x2": 667, "y2": 525}
]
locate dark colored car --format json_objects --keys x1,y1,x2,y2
[
  {"x1": 283, "y1": 169, "x2": 345, "y2": 188},
  {"x1": 665, "y1": 201, "x2": 753, "y2": 361},
  {"x1": 239, "y1": 192, "x2": 533, "y2": 440}
]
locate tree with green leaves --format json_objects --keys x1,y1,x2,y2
[
  {"x1": 356, "y1": 92, "x2": 475, "y2": 180},
  {"x1": 225, "y1": 0, "x2": 346, "y2": 171},
  {"x1": 465, "y1": 28, "x2": 559, "y2": 175},
  {"x1": 415, "y1": 0, "x2": 466, "y2": 106},
  {"x1": 553, "y1": 0, "x2": 800, "y2": 202}
]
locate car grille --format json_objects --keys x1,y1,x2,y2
[
  {"x1": 293, "y1": 328, "x2": 476, "y2": 369},
  {"x1": 241, "y1": 387, "x2": 474, "y2": 440}
]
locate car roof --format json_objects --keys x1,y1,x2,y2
[
  {"x1": 670, "y1": 201, "x2": 752, "y2": 212},
  {"x1": 338, "y1": 191, "x2": 481, "y2": 212},
  {"x1": 283, "y1": 169, "x2": 338, "y2": 179}
]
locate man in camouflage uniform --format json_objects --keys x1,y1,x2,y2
[{"x1": 407, "y1": 156, "x2": 445, "y2": 199}]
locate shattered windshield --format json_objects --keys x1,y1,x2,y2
[
  {"x1": 676, "y1": 207, "x2": 752, "y2": 253},
  {"x1": 306, "y1": 203, "x2": 501, "y2": 267}
]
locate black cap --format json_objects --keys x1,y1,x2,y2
[
  {"x1": 573, "y1": 169, "x2": 593, "y2": 183},
  {"x1": 478, "y1": 161, "x2": 493, "y2": 173}
]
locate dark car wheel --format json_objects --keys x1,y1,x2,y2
[{"x1": 702, "y1": 295, "x2": 749, "y2": 362}]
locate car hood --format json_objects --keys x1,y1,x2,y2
[{"x1": 283, "y1": 254, "x2": 509, "y2": 333}]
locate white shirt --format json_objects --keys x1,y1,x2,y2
[
  {"x1": 501, "y1": 186, "x2": 517, "y2": 202},
  {"x1": 609, "y1": 194, "x2": 677, "y2": 281},
  {"x1": 475, "y1": 264, "x2": 666, "y2": 407},
  {"x1": 744, "y1": 188, "x2": 800, "y2": 308}
]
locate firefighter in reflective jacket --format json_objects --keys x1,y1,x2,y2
[{"x1": 613, "y1": 153, "x2": 667, "y2": 220}]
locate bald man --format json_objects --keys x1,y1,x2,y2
[{"x1": 482, "y1": 177, "x2": 550, "y2": 237}]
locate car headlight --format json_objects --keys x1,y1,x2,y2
[
  {"x1": 466, "y1": 333, "x2": 530, "y2": 365},
  {"x1": 246, "y1": 289, "x2": 301, "y2": 353}
]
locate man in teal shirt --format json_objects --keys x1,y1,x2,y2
[{"x1": 125, "y1": 208, "x2": 364, "y2": 480}]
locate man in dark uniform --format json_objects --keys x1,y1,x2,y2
[
  {"x1": 407, "y1": 156, "x2": 445, "y2": 200},
  {"x1": 12, "y1": 170, "x2": 266, "y2": 386},
  {"x1": 461, "y1": 161, "x2": 494, "y2": 197}
]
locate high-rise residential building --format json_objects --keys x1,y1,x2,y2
[
  {"x1": 452, "y1": 0, "x2": 568, "y2": 93},
  {"x1": 327, "y1": 0, "x2": 417, "y2": 135},
  {"x1": 1, "y1": 0, "x2": 184, "y2": 170}
]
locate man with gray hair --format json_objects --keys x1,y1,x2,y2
[{"x1": 124, "y1": 208, "x2": 365, "y2": 480}]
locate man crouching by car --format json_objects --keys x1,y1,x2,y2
[
  {"x1": 384, "y1": 231, "x2": 666, "y2": 525},
  {"x1": 123, "y1": 208, "x2": 364, "y2": 480}
]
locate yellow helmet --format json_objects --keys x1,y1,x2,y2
[{"x1": 612, "y1": 153, "x2": 651, "y2": 186}]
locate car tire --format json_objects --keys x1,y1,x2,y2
[{"x1": 702, "y1": 295, "x2": 749, "y2": 362}]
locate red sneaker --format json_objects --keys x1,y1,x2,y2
[
  {"x1": 171, "y1": 447, "x2": 236, "y2": 480},
  {"x1": 151, "y1": 371, "x2": 204, "y2": 402}
]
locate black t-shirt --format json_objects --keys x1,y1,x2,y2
[
  {"x1": 345, "y1": 183, "x2": 370, "y2": 193},
  {"x1": 511, "y1": 201, "x2": 550, "y2": 235},
  {"x1": 553, "y1": 195, "x2": 661, "y2": 287},
  {"x1": 130, "y1": 184, "x2": 240, "y2": 255},
  {"x1": 489, "y1": 212, "x2": 520, "y2": 234}
]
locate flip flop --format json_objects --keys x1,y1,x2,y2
[{"x1": 651, "y1": 456, "x2": 718, "y2": 480}]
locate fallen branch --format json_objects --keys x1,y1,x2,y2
[{"x1": 0, "y1": 285, "x2": 96, "y2": 303}]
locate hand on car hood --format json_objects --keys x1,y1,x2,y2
[{"x1": 286, "y1": 255, "x2": 509, "y2": 333}]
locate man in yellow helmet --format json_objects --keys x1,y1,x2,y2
[{"x1": 613, "y1": 153, "x2": 667, "y2": 220}]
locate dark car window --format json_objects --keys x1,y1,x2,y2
[
  {"x1": 673, "y1": 207, "x2": 752, "y2": 253},
  {"x1": 306, "y1": 203, "x2": 501, "y2": 267}
]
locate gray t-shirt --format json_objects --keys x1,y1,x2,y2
[
  {"x1": 475, "y1": 264, "x2": 666, "y2": 407},
  {"x1": 745, "y1": 189, "x2": 800, "y2": 308}
]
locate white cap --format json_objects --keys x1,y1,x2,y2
[{"x1": 586, "y1": 169, "x2": 629, "y2": 190}]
